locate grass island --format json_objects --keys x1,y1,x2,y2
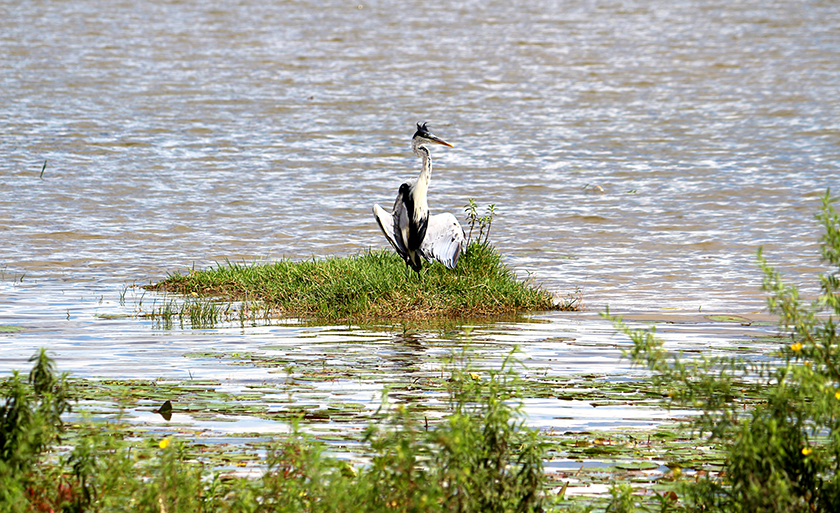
[{"x1": 147, "y1": 241, "x2": 578, "y2": 321}]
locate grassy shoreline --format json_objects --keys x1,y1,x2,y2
[{"x1": 147, "y1": 242, "x2": 578, "y2": 321}]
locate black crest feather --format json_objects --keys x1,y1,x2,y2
[{"x1": 413, "y1": 122, "x2": 431, "y2": 139}]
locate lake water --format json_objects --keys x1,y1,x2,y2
[{"x1": 1, "y1": 0, "x2": 838, "y2": 436}]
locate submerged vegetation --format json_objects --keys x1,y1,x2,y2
[{"x1": 148, "y1": 203, "x2": 577, "y2": 321}]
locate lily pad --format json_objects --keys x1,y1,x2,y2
[
  {"x1": 705, "y1": 315, "x2": 751, "y2": 324},
  {"x1": 614, "y1": 461, "x2": 662, "y2": 471}
]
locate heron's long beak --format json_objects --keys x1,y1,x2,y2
[{"x1": 430, "y1": 135, "x2": 454, "y2": 148}]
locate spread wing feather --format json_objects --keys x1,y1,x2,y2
[{"x1": 419, "y1": 213, "x2": 466, "y2": 269}]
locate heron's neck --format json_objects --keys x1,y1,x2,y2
[{"x1": 413, "y1": 144, "x2": 433, "y2": 188}]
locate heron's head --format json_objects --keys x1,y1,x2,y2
[{"x1": 413, "y1": 122, "x2": 453, "y2": 148}]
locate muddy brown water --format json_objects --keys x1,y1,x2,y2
[{"x1": 1, "y1": 0, "x2": 838, "y2": 440}]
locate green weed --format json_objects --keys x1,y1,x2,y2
[
  {"x1": 0, "y1": 349, "x2": 72, "y2": 511},
  {"x1": 1, "y1": 348, "x2": 548, "y2": 512},
  {"x1": 465, "y1": 199, "x2": 496, "y2": 246},
  {"x1": 606, "y1": 189, "x2": 840, "y2": 512}
]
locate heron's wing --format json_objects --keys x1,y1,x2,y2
[
  {"x1": 373, "y1": 204, "x2": 408, "y2": 258},
  {"x1": 419, "y1": 213, "x2": 466, "y2": 269},
  {"x1": 374, "y1": 183, "x2": 424, "y2": 272},
  {"x1": 374, "y1": 183, "x2": 415, "y2": 260},
  {"x1": 392, "y1": 184, "x2": 413, "y2": 255}
]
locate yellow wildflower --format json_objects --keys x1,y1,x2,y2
[
  {"x1": 835, "y1": 390, "x2": 840, "y2": 400},
  {"x1": 802, "y1": 447, "x2": 812, "y2": 456},
  {"x1": 790, "y1": 342, "x2": 803, "y2": 352},
  {"x1": 159, "y1": 438, "x2": 170, "y2": 449}
]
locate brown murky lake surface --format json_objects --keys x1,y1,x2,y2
[{"x1": 2, "y1": 0, "x2": 839, "y2": 440}]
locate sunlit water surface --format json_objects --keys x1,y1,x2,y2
[{"x1": 1, "y1": 0, "x2": 838, "y2": 440}]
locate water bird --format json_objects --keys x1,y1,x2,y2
[{"x1": 373, "y1": 123, "x2": 466, "y2": 272}]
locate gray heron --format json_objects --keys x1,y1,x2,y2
[{"x1": 373, "y1": 123, "x2": 466, "y2": 272}]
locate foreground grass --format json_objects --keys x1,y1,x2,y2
[
  {"x1": 148, "y1": 242, "x2": 573, "y2": 321},
  {"x1": 2, "y1": 350, "x2": 553, "y2": 513}
]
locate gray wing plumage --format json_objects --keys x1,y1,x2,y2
[{"x1": 419, "y1": 213, "x2": 466, "y2": 269}]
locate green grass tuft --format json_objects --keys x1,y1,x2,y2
[{"x1": 147, "y1": 242, "x2": 572, "y2": 321}]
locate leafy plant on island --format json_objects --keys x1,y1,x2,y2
[{"x1": 465, "y1": 199, "x2": 497, "y2": 247}]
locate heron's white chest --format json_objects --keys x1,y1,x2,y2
[{"x1": 412, "y1": 181, "x2": 429, "y2": 221}]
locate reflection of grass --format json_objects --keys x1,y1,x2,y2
[{"x1": 147, "y1": 242, "x2": 577, "y2": 321}]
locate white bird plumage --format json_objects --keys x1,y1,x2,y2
[
  {"x1": 419, "y1": 212, "x2": 466, "y2": 269},
  {"x1": 373, "y1": 123, "x2": 466, "y2": 272}
]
